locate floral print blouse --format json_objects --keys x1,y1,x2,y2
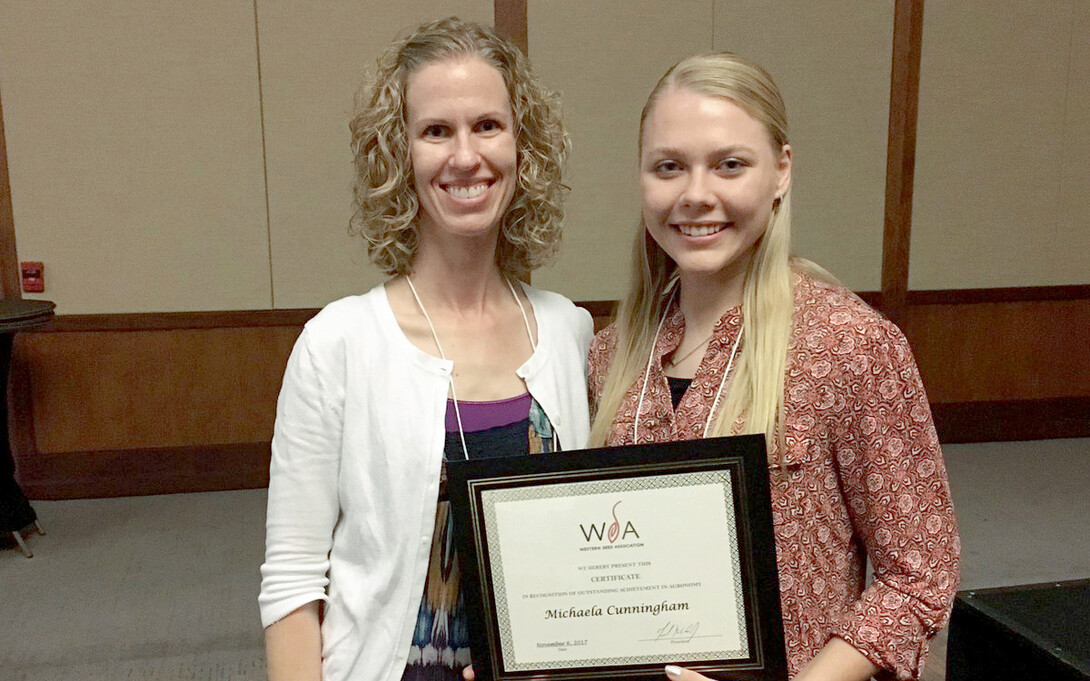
[{"x1": 587, "y1": 273, "x2": 960, "y2": 680}]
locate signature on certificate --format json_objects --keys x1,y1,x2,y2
[{"x1": 655, "y1": 620, "x2": 701, "y2": 643}]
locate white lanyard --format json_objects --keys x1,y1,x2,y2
[
  {"x1": 633, "y1": 305, "x2": 743, "y2": 443},
  {"x1": 406, "y1": 276, "x2": 536, "y2": 460}
]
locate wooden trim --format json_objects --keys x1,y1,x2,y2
[
  {"x1": 574, "y1": 300, "x2": 615, "y2": 320},
  {"x1": 45, "y1": 303, "x2": 610, "y2": 334},
  {"x1": 576, "y1": 294, "x2": 882, "y2": 319},
  {"x1": 573, "y1": 297, "x2": 890, "y2": 331},
  {"x1": 41, "y1": 284, "x2": 1090, "y2": 334},
  {"x1": 38, "y1": 308, "x2": 319, "y2": 332},
  {"x1": 0, "y1": 81, "x2": 22, "y2": 300},
  {"x1": 16, "y1": 442, "x2": 271, "y2": 500},
  {"x1": 23, "y1": 283, "x2": 1087, "y2": 334},
  {"x1": 8, "y1": 335, "x2": 37, "y2": 464},
  {"x1": 856, "y1": 290, "x2": 883, "y2": 309},
  {"x1": 931, "y1": 397, "x2": 1090, "y2": 444},
  {"x1": 494, "y1": 0, "x2": 528, "y2": 54},
  {"x1": 908, "y1": 285, "x2": 1090, "y2": 306},
  {"x1": 2, "y1": 82, "x2": 32, "y2": 472},
  {"x1": 881, "y1": 0, "x2": 925, "y2": 322}
]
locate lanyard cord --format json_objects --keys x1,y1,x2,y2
[
  {"x1": 406, "y1": 275, "x2": 536, "y2": 460},
  {"x1": 633, "y1": 300, "x2": 743, "y2": 443},
  {"x1": 701, "y1": 330, "x2": 743, "y2": 438},
  {"x1": 633, "y1": 306, "x2": 672, "y2": 445},
  {"x1": 506, "y1": 278, "x2": 538, "y2": 353}
]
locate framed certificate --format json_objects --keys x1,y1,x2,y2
[{"x1": 446, "y1": 434, "x2": 786, "y2": 681}]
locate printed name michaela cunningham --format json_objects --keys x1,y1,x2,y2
[{"x1": 544, "y1": 601, "x2": 688, "y2": 619}]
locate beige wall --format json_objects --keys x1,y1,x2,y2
[
  {"x1": 712, "y1": 1, "x2": 892, "y2": 292},
  {"x1": 257, "y1": 0, "x2": 491, "y2": 309},
  {"x1": 2, "y1": 1, "x2": 1086, "y2": 315},
  {"x1": 0, "y1": 2, "x2": 271, "y2": 314},
  {"x1": 531, "y1": 0, "x2": 892, "y2": 299},
  {"x1": 529, "y1": 0, "x2": 714, "y2": 301},
  {"x1": 912, "y1": 0, "x2": 1090, "y2": 289},
  {"x1": 0, "y1": 0, "x2": 489, "y2": 314}
]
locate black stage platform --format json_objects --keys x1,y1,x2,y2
[{"x1": 947, "y1": 579, "x2": 1090, "y2": 680}]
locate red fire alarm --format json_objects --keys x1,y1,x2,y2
[{"x1": 20, "y1": 261, "x2": 44, "y2": 293}]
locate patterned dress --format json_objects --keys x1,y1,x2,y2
[
  {"x1": 402, "y1": 396, "x2": 556, "y2": 681},
  {"x1": 587, "y1": 273, "x2": 960, "y2": 680}
]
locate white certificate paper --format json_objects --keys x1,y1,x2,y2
[{"x1": 479, "y1": 471, "x2": 748, "y2": 671}]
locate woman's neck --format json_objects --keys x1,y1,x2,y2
[
  {"x1": 677, "y1": 268, "x2": 745, "y2": 337},
  {"x1": 410, "y1": 231, "x2": 505, "y2": 312}
]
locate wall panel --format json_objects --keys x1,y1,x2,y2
[
  {"x1": 1059, "y1": 2, "x2": 1090, "y2": 249},
  {"x1": 902, "y1": 298, "x2": 1090, "y2": 404},
  {"x1": 528, "y1": 0, "x2": 713, "y2": 301},
  {"x1": 0, "y1": 2, "x2": 272, "y2": 313},
  {"x1": 712, "y1": 1, "x2": 893, "y2": 292},
  {"x1": 912, "y1": 0, "x2": 1088, "y2": 289},
  {"x1": 15, "y1": 293, "x2": 1089, "y2": 498},
  {"x1": 20, "y1": 325, "x2": 299, "y2": 453},
  {"x1": 256, "y1": 0, "x2": 492, "y2": 309}
]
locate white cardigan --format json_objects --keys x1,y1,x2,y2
[{"x1": 259, "y1": 282, "x2": 593, "y2": 681}]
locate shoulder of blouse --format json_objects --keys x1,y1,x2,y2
[
  {"x1": 586, "y1": 322, "x2": 619, "y2": 386},
  {"x1": 589, "y1": 322, "x2": 618, "y2": 358},
  {"x1": 793, "y1": 272, "x2": 909, "y2": 347}
]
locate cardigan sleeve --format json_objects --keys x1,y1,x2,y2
[
  {"x1": 826, "y1": 321, "x2": 960, "y2": 679},
  {"x1": 574, "y1": 303, "x2": 595, "y2": 358},
  {"x1": 259, "y1": 327, "x2": 346, "y2": 628}
]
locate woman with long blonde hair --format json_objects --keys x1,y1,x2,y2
[{"x1": 588, "y1": 53, "x2": 959, "y2": 681}]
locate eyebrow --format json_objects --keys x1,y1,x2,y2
[
  {"x1": 410, "y1": 110, "x2": 511, "y2": 127},
  {"x1": 645, "y1": 145, "x2": 758, "y2": 158},
  {"x1": 476, "y1": 110, "x2": 511, "y2": 121}
]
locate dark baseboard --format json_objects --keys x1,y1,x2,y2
[
  {"x1": 931, "y1": 397, "x2": 1090, "y2": 444},
  {"x1": 39, "y1": 308, "x2": 319, "y2": 332},
  {"x1": 17, "y1": 442, "x2": 271, "y2": 500}
]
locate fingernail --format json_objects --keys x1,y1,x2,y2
[{"x1": 665, "y1": 665, "x2": 682, "y2": 679}]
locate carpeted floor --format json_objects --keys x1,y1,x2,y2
[
  {"x1": 0, "y1": 490, "x2": 267, "y2": 680},
  {"x1": 2, "y1": 438, "x2": 1088, "y2": 680}
]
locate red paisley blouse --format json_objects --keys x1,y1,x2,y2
[{"x1": 587, "y1": 273, "x2": 960, "y2": 680}]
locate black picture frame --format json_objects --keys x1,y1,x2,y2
[{"x1": 445, "y1": 434, "x2": 786, "y2": 681}]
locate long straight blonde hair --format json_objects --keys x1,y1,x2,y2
[{"x1": 589, "y1": 53, "x2": 808, "y2": 455}]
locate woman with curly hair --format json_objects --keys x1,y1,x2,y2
[
  {"x1": 259, "y1": 17, "x2": 592, "y2": 681},
  {"x1": 588, "y1": 53, "x2": 959, "y2": 681}
]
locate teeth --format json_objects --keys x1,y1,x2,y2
[
  {"x1": 446, "y1": 183, "x2": 489, "y2": 200},
  {"x1": 677, "y1": 223, "x2": 726, "y2": 237}
]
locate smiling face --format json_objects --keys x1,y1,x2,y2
[
  {"x1": 640, "y1": 86, "x2": 791, "y2": 289},
  {"x1": 406, "y1": 56, "x2": 517, "y2": 250}
]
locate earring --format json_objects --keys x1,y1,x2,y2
[{"x1": 772, "y1": 196, "x2": 782, "y2": 209}]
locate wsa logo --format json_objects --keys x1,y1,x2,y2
[{"x1": 579, "y1": 501, "x2": 640, "y2": 543}]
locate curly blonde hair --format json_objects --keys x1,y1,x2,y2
[{"x1": 349, "y1": 17, "x2": 569, "y2": 277}]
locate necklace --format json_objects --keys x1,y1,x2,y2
[
  {"x1": 633, "y1": 300, "x2": 743, "y2": 443},
  {"x1": 665, "y1": 332, "x2": 715, "y2": 368},
  {"x1": 405, "y1": 275, "x2": 536, "y2": 460}
]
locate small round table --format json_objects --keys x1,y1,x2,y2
[{"x1": 0, "y1": 299, "x2": 55, "y2": 557}]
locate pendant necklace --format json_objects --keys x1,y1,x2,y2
[
  {"x1": 633, "y1": 300, "x2": 743, "y2": 443},
  {"x1": 665, "y1": 332, "x2": 715, "y2": 368}
]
